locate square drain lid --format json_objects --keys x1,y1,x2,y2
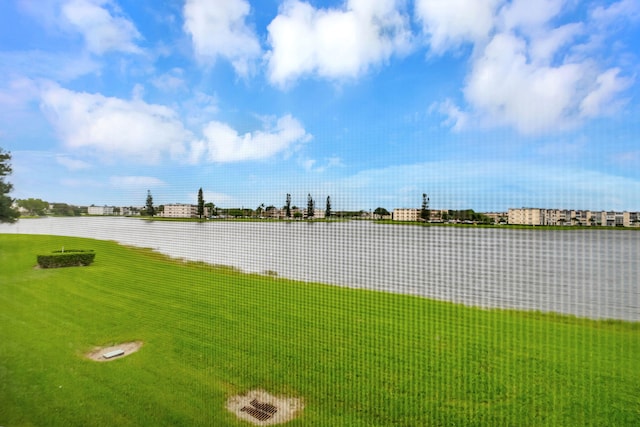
[{"x1": 240, "y1": 399, "x2": 278, "y2": 421}]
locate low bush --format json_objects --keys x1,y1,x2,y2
[{"x1": 37, "y1": 249, "x2": 95, "y2": 268}]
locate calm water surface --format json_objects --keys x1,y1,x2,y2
[{"x1": 2, "y1": 217, "x2": 638, "y2": 321}]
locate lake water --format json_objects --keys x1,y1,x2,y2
[{"x1": 2, "y1": 217, "x2": 638, "y2": 321}]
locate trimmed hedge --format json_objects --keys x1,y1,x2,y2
[{"x1": 37, "y1": 249, "x2": 95, "y2": 268}]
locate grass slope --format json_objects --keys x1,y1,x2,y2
[{"x1": 1, "y1": 234, "x2": 638, "y2": 426}]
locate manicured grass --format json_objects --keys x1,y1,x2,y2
[{"x1": 1, "y1": 234, "x2": 638, "y2": 426}]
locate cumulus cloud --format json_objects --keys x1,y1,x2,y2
[
  {"x1": 40, "y1": 83, "x2": 190, "y2": 163},
  {"x1": 183, "y1": 0, "x2": 261, "y2": 76},
  {"x1": 498, "y1": 0, "x2": 567, "y2": 32},
  {"x1": 463, "y1": 32, "x2": 587, "y2": 133},
  {"x1": 190, "y1": 114, "x2": 311, "y2": 163},
  {"x1": 266, "y1": 0, "x2": 412, "y2": 87},
  {"x1": 415, "y1": 0, "x2": 500, "y2": 52},
  {"x1": 427, "y1": 0, "x2": 633, "y2": 134},
  {"x1": 61, "y1": 0, "x2": 142, "y2": 54},
  {"x1": 579, "y1": 68, "x2": 631, "y2": 118}
]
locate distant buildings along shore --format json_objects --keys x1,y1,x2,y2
[{"x1": 16, "y1": 202, "x2": 640, "y2": 227}]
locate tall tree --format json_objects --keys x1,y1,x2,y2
[
  {"x1": 197, "y1": 187, "x2": 204, "y2": 218},
  {"x1": 0, "y1": 148, "x2": 19, "y2": 223},
  {"x1": 285, "y1": 193, "x2": 291, "y2": 218},
  {"x1": 307, "y1": 193, "x2": 314, "y2": 219},
  {"x1": 421, "y1": 193, "x2": 430, "y2": 222},
  {"x1": 325, "y1": 196, "x2": 331, "y2": 218},
  {"x1": 145, "y1": 190, "x2": 155, "y2": 217}
]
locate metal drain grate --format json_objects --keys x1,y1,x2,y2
[{"x1": 240, "y1": 399, "x2": 278, "y2": 421}]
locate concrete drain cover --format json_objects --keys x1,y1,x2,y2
[
  {"x1": 241, "y1": 399, "x2": 277, "y2": 421},
  {"x1": 227, "y1": 390, "x2": 303, "y2": 425}
]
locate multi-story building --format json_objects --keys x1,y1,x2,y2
[
  {"x1": 392, "y1": 208, "x2": 420, "y2": 222},
  {"x1": 508, "y1": 208, "x2": 640, "y2": 227},
  {"x1": 88, "y1": 205, "x2": 115, "y2": 215},
  {"x1": 624, "y1": 211, "x2": 640, "y2": 227},
  {"x1": 162, "y1": 204, "x2": 210, "y2": 218},
  {"x1": 508, "y1": 208, "x2": 544, "y2": 225}
]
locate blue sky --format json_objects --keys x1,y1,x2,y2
[{"x1": 1, "y1": 0, "x2": 639, "y2": 212}]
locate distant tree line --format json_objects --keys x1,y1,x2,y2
[{"x1": 441, "y1": 209, "x2": 493, "y2": 224}]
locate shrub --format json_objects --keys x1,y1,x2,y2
[{"x1": 37, "y1": 249, "x2": 95, "y2": 268}]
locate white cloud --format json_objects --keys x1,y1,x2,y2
[
  {"x1": 191, "y1": 114, "x2": 311, "y2": 163},
  {"x1": 266, "y1": 0, "x2": 412, "y2": 87},
  {"x1": 579, "y1": 68, "x2": 631, "y2": 118},
  {"x1": 498, "y1": 0, "x2": 566, "y2": 32},
  {"x1": 40, "y1": 83, "x2": 190, "y2": 163},
  {"x1": 151, "y1": 68, "x2": 187, "y2": 92},
  {"x1": 463, "y1": 32, "x2": 587, "y2": 133},
  {"x1": 56, "y1": 155, "x2": 91, "y2": 170},
  {"x1": 199, "y1": 191, "x2": 235, "y2": 206},
  {"x1": 0, "y1": 78, "x2": 39, "y2": 110},
  {"x1": 591, "y1": 0, "x2": 640, "y2": 25},
  {"x1": 433, "y1": 98, "x2": 469, "y2": 132},
  {"x1": 183, "y1": 0, "x2": 261, "y2": 76},
  {"x1": 299, "y1": 156, "x2": 343, "y2": 172},
  {"x1": 415, "y1": 0, "x2": 501, "y2": 53},
  {"x1": 528, "y1": 22, "x2": 583, "y2": 64},
  {"x1": 61, "y1": 0, "x2": 142, "y2": 54},
  {"x1": 110, "y1": 176, "x2": 166, "y2": 188},
  {"x1": 0, "y1": 51, "x2": 100, "y2": 82},
  {"x1": 429, "y1": 0, "x2": 633, "y2": 135}
]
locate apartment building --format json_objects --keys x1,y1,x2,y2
[
  {"x1": 88, "y1": 205, "x2": 114, "y2": 215},
  {"x1": 162, "y1": 204, "x2": 209, "y2": 218},
  {"x1": 392, "y1": 208, "x2": 420, "y2": 221},
  {"x1": 508, "y1": 208, "x2": 640, "y2": 227}
]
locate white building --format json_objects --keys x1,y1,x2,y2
[
  {"x1": 88, "y1": 205, "x2": 114, "y2": 215},
  {"x1": 392, "y1": 208, "x2": 420, "y2": 222},
  {"x1": 162, "y1": 204, "x2": 209, "y2": 218},
  {"x1": 508, "y1": 208, "x2": 640, "y2": 227}
]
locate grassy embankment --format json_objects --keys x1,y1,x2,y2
[{"x1": 1, "y1": 234, "x2": 638, "y2": 426}]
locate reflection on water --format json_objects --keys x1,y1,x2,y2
[{"x1": 2, "y1": 217, "x2": 638, "y2": 321}]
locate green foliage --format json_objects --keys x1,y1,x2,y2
[
  {"x1": 325, "y1": 195, "x2": 331, "y2": 218},
  {"x1": 443, "y1": 209, "x2": 494, "y2": 224},
  {"x1": 374, "y1": 207, "x2": 390, "y2": 218},
  {"x1": 197, "y1": 187, "x2": 204, "y2": 218},
  {"x1": 204, "y1": 202, "x2": 216, "y2": 217},
  {"x1": 307, "y1": 193, "x2": 314, "y2": 218},
  {"x1": 421, "y1": 193, "x2": 430, "y2": 221},
  {"x1": 144, "y1": 190, "x2": 155, "y2": 217},
  {"x1": 227, "y1": 208, "x2": 244, "y2": 218},
  {"x1": 49, "y1": 203, "x2": 83, "y2": 216},
  {"x1": 16, "y1": 198, "x2": 49, "y2": 216},
  {"x1": 37, "y1": 249, "x2": 95, "y2": 268},
  {"x1": 0, "y1": 148, "x2": 19, "y2": 223},
  {"x1": 285, "y1": 193, "x2": 291, "y2": 218}
]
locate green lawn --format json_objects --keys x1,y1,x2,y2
[{"x1": 1, "y1": 234, "x2": 638, "y2": 426}]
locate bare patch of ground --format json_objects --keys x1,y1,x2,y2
[
  {"x1": 227, "y1": 390, "x2": 303, "y2": 425},
  {"x1": 85, "y1": 341, "x2": 143, "y2": 362}
]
